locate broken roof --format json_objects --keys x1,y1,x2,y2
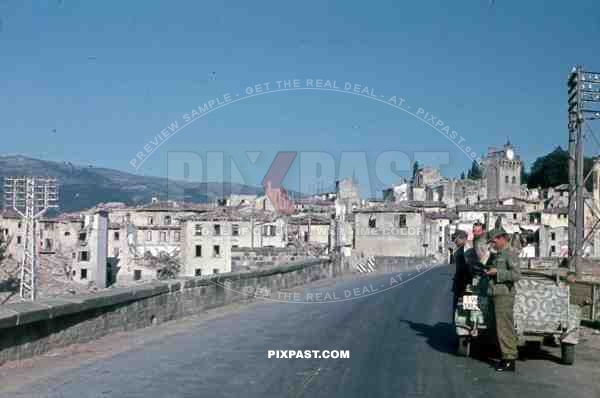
[
  {"x1": 294, "y1": 198, "x2": 335, "y2": 206},
  {"x1": 425, "y1": 212, "x2": 458, "y2": 221},
  {"x1": 353, "y1": 202, "x2": 422, "y2": 213},
  {"x1": 456, "y1": 203, "x2": 524, "y2": 213},
  {"x1": 407, "y1": 200, "x2": 447, "y2": 208},
  {"x1": 288, "y1": 214, "x2": 332, "y2": 225},
  {"x1": 129, "y1": 201, "x2": 213, "y2": 212},
  {"x1": 181, "y1": 206, "x2": 280, "y2": 223},
  {"x1": 0, "y1": 208, "x2": 21, "y2": 219}
]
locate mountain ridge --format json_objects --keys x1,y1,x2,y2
[{"x1": 0, "y1": 155, "x2": 264, "y2": 212}]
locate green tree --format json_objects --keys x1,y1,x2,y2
[
  {"x1": 411, "y1": 161, "x2": 420, "y2": 183},
  {"x1": 521, "y1": 167, "x2": 529, "y2": 186},
  {"x1": 460, "y1": 171, "x2": 466, "y2": 180},
  {"x1": 527, "y1": 146, "x2": 593, "y2": 191},
  {"x1": 467, "y1": 161, "x2": 482, "y2": 180}
]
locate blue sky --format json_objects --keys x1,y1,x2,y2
[{"x1": 1, "y1": 0, "x2": 600, "y2": 197}]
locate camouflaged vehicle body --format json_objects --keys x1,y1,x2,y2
[
  {"x1": 514, "y1": 275, "x2": 580, "y2": 344},
  {"x1": 457, "y1": 234, "x2": 580, "y2": 343},
  {"x1": 455, "y1": 272, "x2": 581, "y2": 344}
]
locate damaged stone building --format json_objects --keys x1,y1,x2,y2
[
  {"x1": 352, "y1": 203, "x2": 443, "y2": 258},
  {"x1": 179, "y1": 206, "x2": 287, "y2": 277}
]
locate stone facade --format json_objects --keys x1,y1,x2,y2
[
  {"x1": 543, "y1": 185, "x2": 569, "y2": 209},
  {"x1": 353, "y1": 206, "x2": 427, "y2": 257},
  {"x1": 288, "y1": 214, "x2": 331, "y2": 247},
  {"x1": 407, "y1": 142, "x2": 527, "y2": 208},
  {"x1": 179, "y1": 208, "x2": 286, "y2": 278},
  {"x1": 538, "y1": 225, "x2": 568, "y2": 257},
  {"x1": 484, "y1": 142, "x2": 522, "y2": 200},
  {"x1": 1, "y1": 199, "x2": 297, "y2": 288},
  {"x1": 414, "y1": 167, "x2": 443, "y2": 187},
  {"x1": 336, "y1": 178, "x2": 361, "y2": 213},
  {"x1": 0, "y1": 211, "x2": 85, "y2": 269},
  {"x1": 455, "y1": 203, "x2": 525, "y2": 229},
  {"x1": 424, "y1": 214, "x2": 452, "y2": 256}
]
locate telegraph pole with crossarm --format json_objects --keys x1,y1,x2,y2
[{"x1": 3, "y1": 177, "x2": 58, "y2": 300}]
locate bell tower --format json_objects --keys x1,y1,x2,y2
[{"x1": 485, "y1": 139, "x2": 523, "y2": 200}]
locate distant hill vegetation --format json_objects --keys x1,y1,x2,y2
[{"x1": 0, "y1": 155, "x2": 263, "y2": 212}]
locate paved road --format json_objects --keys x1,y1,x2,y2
[{"x1": 1, "y1": 265, "x2": 599, "y2": 398}]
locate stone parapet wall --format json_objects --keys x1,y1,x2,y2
[
  {"x1": 0, "y1": 257, "x2": 346, "y2": 363},
  {"x1": 231, "y1": 247, "x2": 315, "y2": 272}
]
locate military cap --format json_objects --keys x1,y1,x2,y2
[{"x1": 487, "y1": 225, "x2": 509, "y2": 241}]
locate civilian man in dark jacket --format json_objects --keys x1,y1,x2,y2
[{"x1": 452, "y1": 229, "x2": 471, "y2": 314}]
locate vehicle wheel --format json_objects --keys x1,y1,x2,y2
[
  {"x1": 543, "y1": 335, "x2": 559, "y2": 347},
  {"x1": 457, "y1": 336, "x2": 471, "y2": 357},
  {"x1": 525, "y1": 341, "x2": 541, "y2": 353},
  {"x1": 561, "y1": 343, "x2": 575, "y2": 365}
]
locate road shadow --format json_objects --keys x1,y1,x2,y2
[
  {"x1": 399, "y1": 319, "x2": 497, "y2": 366},
  {"x1": 518, "y1": 343, "x2": 563, "y2": 364}
]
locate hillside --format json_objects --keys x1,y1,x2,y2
[{"x1": 0, "y1": 155, "x2": 264, "y2": 212}]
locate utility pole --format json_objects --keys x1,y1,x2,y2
[
  {"x1": 567, "y1": 65, "x2": 600, "y2": 276},
  {"x1": 4, "y1": 177, "x2": 58, "y2": 300},
  {"x1": 568, "y1": 66, "x2": 584, "y2": 275},
  {"x1": 568, "y1": 71, "x2": 578, "y2": 267}
]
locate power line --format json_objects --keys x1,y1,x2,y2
[{"x1": 584, "y1": 122, "x2": 600, "y2": 152}]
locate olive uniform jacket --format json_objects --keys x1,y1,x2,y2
[{"x1": 486, "y1": 248, "x2": 521, "y2": 297}]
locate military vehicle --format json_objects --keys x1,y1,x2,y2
[{"x1": 454, "y1": 262, "x2": 581, "y2": 364}]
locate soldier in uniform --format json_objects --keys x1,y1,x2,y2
[{"x1": 485, "y1": 225, "x2": 521, "y2": 372}]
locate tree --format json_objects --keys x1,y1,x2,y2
[
  {"x1": 527, "y1": 146, "x2": 593, "y2": 191},
  {"x1": 460, "y1": 171, "x2": 466, "y2": 180},
  {"x1": 521, "y1": 167, "x2": 529, "y2": 186},
  {"x1": 467, "y1": 161, "x2": 482, "y2": 180},
  {"x1": 411, "y1": 161, "x2": 420, "y2": 183},
  {"x1": 527, "y1": 147, "x2": 568, "y2": 189}
]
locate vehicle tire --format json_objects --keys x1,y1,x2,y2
[
  {"x1": 543, "y1": 335, "x2": 559, "y2": 347},
  {"x1": 525, "y1": 341, "x2": 541, "y2": 353},
  {"x1": 457, "y1": 336, "x2": 470, "y2": 357},
  {"x1": 561, "y1": 343, "x2": 575, "y2": 365}
]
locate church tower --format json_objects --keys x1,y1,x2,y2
[{"x1": 485, "y1": 140, "x2": 522, "y2": 200}]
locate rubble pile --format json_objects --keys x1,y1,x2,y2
[{"x1": 0, "y1": 255, "x2": 96, "y2": 305}]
